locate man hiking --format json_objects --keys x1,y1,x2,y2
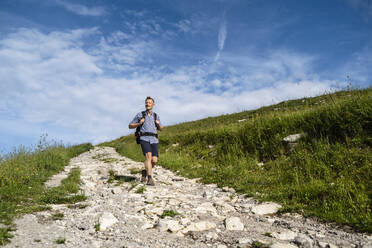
[{"x1": 128, "y1": 96, "x2": 163, "y2": 186}]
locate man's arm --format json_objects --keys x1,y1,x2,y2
[
  {"x1": 129, "y1": 118, "x2": 144, "y2": 129},
  {"x1": 155, "y1": 120, "x2": 163, "y2": 131}
]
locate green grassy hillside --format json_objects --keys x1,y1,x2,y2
[
  {"x1": 0, "y1": 141, "x2": 93, "y2": 245},
  {"x1": 102, "y1": 88, "x2": 372, "y2": 232}
]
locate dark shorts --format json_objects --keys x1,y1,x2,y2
[{"x1": 140, "y1": 140, "x2": 159, "y2": 157}]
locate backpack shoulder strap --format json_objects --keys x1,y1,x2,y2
[
  {"x1": 141, "y1": 111, "x2": 146, "y2": 119},
  {"x1": 135, "y1": 111, "x2": 147, "y2": 134}
]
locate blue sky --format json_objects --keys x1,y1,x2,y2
[{"x1": 1, "y1": 0, "x2": 372, "y2": 153}]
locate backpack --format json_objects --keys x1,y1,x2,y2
[{"x1": 135, "y1": 111, "x2": 158, "y2": 144}]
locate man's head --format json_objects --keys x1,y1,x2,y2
[{"x1": 145, "y1": 96, "x2": 155, "y2": 111}]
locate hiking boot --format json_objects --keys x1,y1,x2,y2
[
  {"x1": 146, "y1": 177, "x2": 155, "y2": 186},
  {"x1": 140, "y1": 170, "x2": 147, "y2": 183}
]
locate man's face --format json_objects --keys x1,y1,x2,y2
[{"x1": 145, "y1": 99, "x2": 154, "y2": 110}]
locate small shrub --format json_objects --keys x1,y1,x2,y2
[
  {"x1": 52, "y1": 212, "x2": 64, "y2": 220},
  {"x1": 160, "y1": 210, "x2": 179, "y2": 218},
  {"x1": 56, "y1": 237, "x2": 66, "y2": 244},
  {"x1": 94, "y1": 223, "x2": 100, "y2": 232},
  {"x1": 135, "y1": 186, "x2": 145, "y2": 194}
]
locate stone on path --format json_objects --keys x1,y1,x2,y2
[
  {"x1": 251, "y1": 202, "x2": 282, "y2": 215},
  {"x1": 294, "y1": 234, "x2": 314, "y2": 248},
  {"x1": 238, "y1": 237, "x2": 253, "y2": 244},
  {"x1": 271, "y1": 243, "x2": 298, "y2": 248},
  {"x1": 99, "y1": 212, "x2": 118, "y2": 231},
  {"x1": 182, "y1": 221, "x2": 216, "y2": 233},
  {"x1": 225, "y1": 217, "x2": 244, "y2": 231},
  {"x1": 272, "y1": 230, "x2": 297, "y2": 240},
  {"x1": 166, "y1": 220, "x2": 183, "y2": 233}
]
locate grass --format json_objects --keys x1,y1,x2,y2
[
  {"x1": 102, "y1": 88, "x2": 372, "y2": 232},
  {"x1": 0, "y1": 228, "x2": 13, "y2": 246},
  {"x1": 0, "y1": 141, "x2": 93, "y2": 245},
  {"x1": 252, "y1": 241, "x2": 268, "y2": 248},
  {"x1": 160, "y1": 210, "x2": 180, "y2": 218},
  {"x1": 94, "y1": 223, "x2": 100, "y2": 232},
  {"x1": 92, "y1": 153, "x2": 118, "y2": 163},
  {"x1": 129, "y1": 167, "x2": 143, "y2": 175},
  {"x1": 135, "y1": 186, "x2": 145, "y2": 194},
  {"x1": 55, "y1": 237, "x2": 66, "y2": 244},
  {"x1": 52, "y1": 212, "x2": 64, "y2": 220}
]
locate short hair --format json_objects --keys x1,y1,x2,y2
[{"x1": 145, "y1": 96, "x2": 155, "y2": 103}]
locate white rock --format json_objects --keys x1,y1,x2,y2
[
  {"x1": 238, "y1": 237, "x2": 253, "y2": 244},
  {"x1": 257, "y1": 162, "x2": 264, "y2": 167},
  {"x1": 205, "y1": 232, "x2": 219, "y2": 240},
  {"x1": 225, "y1": 217, "x2": 244, "y2": 231},
  {"x1": 218, "y1": 203, "x2": 236, "y2": 214},
  {"x1": 91, "y1": 240, "x2": 102, "y2": 248},
  {"x1": 141, "y1": 223, "x2": 154, "y2": 229},
  {"x1": 145, "y1": 207, "x2": 164, "y2": 217},
  {"x1": 196, "y1": 202, "x2": 218, "y2": 215},
  {"x1": 167, "y1": 220, "x2": 183, "y2": 233},
  {"x1": 217, "y1": 245, "x2": 228, "y2": 248},
  {"x1": 202, "y1": 190, "x2": 213, "y2": 199},
  {"x1": 271, "y1": 243, "x2": 298, "y2": 248},
  {"x1": 157, "y1": 219, "x2": 169, "y2": 232},
  {"x1": 99, "y1": 212, "x2": 118, "y2": 231},
  {"x1": 294, "y1": 234, "x2": 313, "y2": 248},
  {"x1": 182, "y1": 221, "x2": 216, "y2": 233},
  {"x1": 111, "y1": 187, "x2": 122, "y2": 194},
  {"x1": 238, "y1": 119, "x2": 247, "y2": 122},
  {"x1": 272, "y1": 231, "x2": 297, "y2": 241},
  {"x1": 251, "y1": 202, "x2": 282, "y2": 215},
  {"x1": 283, "y1": 133, "x2": 305, "y2": 143},
  {"x1": 181, "y1": 217, "x2": 191, "y2": 226},
  {"x1": 168, "y1": 199, "x2": 180, "y2": 206}
]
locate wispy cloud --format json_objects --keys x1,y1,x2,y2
[
  {"x1": 346, "y1": 0, "x2": 372, "y2": 18},
  {"x1": 215, "y1": 12, "x2": 227, "y2": 62},
  {"x1": 55, "y1": 0, "x2": 106, "y2": 16},
  {"x1": 0, "y1": 27, "x2": 339, "y2": 148}
]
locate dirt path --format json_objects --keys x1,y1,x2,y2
[{"x1": 6, "y1": 147, "x2": 372, "y2": 248}]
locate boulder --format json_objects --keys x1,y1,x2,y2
[
  {"x1": 251, "y1": 202, "x2": 282, "y2": 215},
  {"x1": 225, "y1": 217, "x2": 244, "y2": 231},
  {"x1": 99, "y1": 212, "x2": 118, "y2": 231},
  {"x1": 166, "y1": 220, "x2": 183, "y2": 233}
]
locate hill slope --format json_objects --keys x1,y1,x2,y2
[{"x1": 102, "y1": 88, "x2": 372, "y2": 232}]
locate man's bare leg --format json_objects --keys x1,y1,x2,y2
[
  {"x1": 145, "y1": 152, "x2": 152, "y2": 176},
  {"x1": 151, "y1": 156, "x2": 158, "y2": 168}
]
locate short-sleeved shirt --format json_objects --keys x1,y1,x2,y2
[{"x1": 129, "y1": 111, "x2": 161, "y2": 144}]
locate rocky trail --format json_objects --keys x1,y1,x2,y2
[{"x1": 6, "y1": 147, "x2": 372, "y2": 248}]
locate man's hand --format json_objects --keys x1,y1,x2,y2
[
  {"x1": 155, "y1": 120, "x2": 163, "y2": 131},
  {"x1": 139, "y1": 118, "x2": 145, "y2": 125}
]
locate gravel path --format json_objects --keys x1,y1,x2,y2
[{"x1": 6, "y1": 147, "x2": 372, "y2": 248}]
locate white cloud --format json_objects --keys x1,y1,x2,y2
[
  {"x1": 215, "y1": 13, "x2": 227, "y2": 62},
  {"x1": 0, "y1": 27, "x2": 337, "y2": 148},
  {"x1": 55, "y1": 0, "x2": 106, "y2": 16}
]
